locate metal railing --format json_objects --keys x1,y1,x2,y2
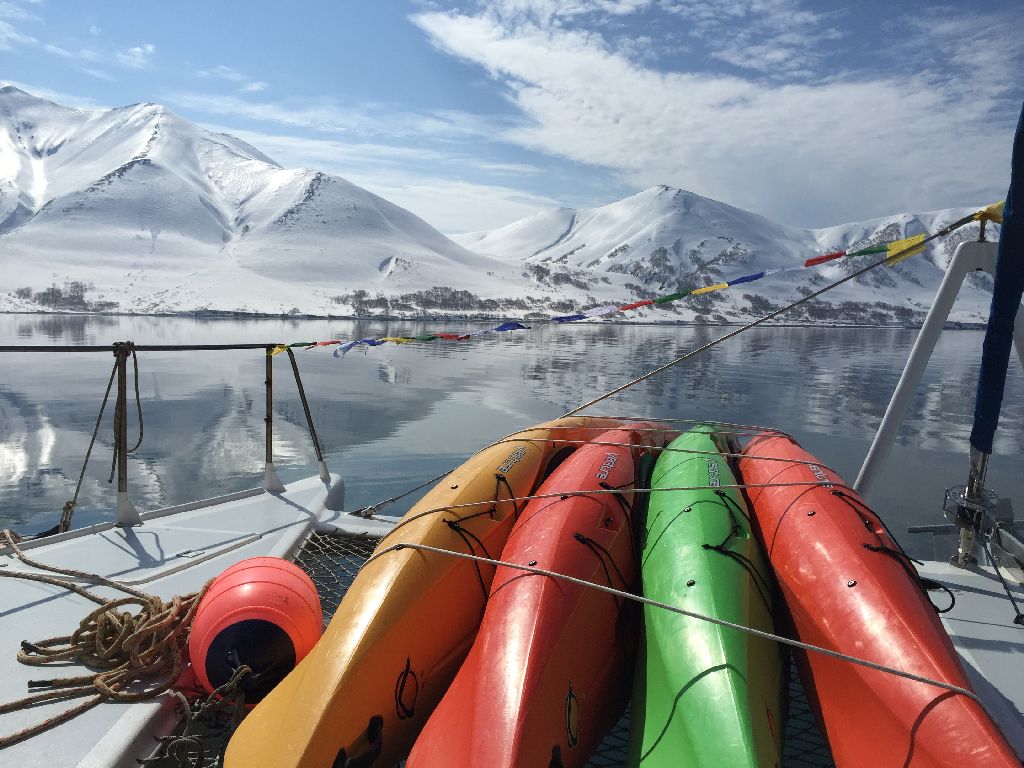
[{"x1": 0, "y1": 342, "x2": 331, "y2": 528}]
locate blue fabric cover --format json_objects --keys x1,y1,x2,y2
[{"x1": 971, "y1": 101, "x2": 1024, "y2": 453}]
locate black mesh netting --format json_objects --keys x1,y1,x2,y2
[{"x1": 157, "y1": 530, "x2": 833, "y2": 767}]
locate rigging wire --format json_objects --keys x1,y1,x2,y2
[
  {"x1": 563, "y1": 212, "x2": 979, "y2": 416},
  {"x1": 362, "y1": 540, "x2": 1003, "y2": 728}
]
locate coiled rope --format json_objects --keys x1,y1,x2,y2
[{"x1": 0, "y1": 530, "x2": 210, "y2": 751}]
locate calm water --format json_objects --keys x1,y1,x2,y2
[{"x1": 1, "y1": 313, "x2": 1022, "y2": 560}]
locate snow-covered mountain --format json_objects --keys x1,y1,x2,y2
[
  {"x1": 0, "y1": 86, "x2": 525, "y2": 315},
  {"x1": 453, "y1": 185, "x2": 996, "y2": 325},
  {"x1": 0, "y1": 86, "x2": 997, "y2": 323}
]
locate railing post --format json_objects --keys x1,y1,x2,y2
[
  {"x1": 286, "y1": 348, "x2": 331, "y2": 483},
  {"x1": 854, "y1": 241, "x2": 1000, "y2": 500},
  {"x1": 114, "y1": 342, "x2": 141, "y2": 526},
  {"x1": 263, "y1": 347, "x2": 285, "y2": 493}
]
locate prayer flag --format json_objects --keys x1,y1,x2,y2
[
  {"x1": 974, "y1": 201, "x2": 1005, "y2": 224},
  {"x1": 728, "y1": 272, "x2": 766, "y2": 286},
  {"x1": 804, "y1": 251, "x2": 845, "y2": 267},
  {"x1": 886, "y1": 234, "x2": 927, "y2": 265},
  {"x1": 653, "y1": 290, "x2": 690, "y2": 305},
  {"x1": 850, "y1": 244, "x2": 888, "y2": 256},
  {"x1": 493, "y1": 321, "x2": 530, "y2": 332},
  {"x1": 269, "y1": 345, "x2": 288, "y2": 356},
  {"x1": 552, "y1": 313, "x2": 586, "y2": 323},
  {"x1": 690, "y1": 282, "x2": 728, "y2": 295},
  {"x1": 618, "y1": 299, "x2": 654, "y2": 311},
  {"x1": 582, "y1": 305, "x2": 618, "y2": 317}
]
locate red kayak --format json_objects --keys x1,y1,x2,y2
[
  {"x1": 408, "y1": 424, "x2": 668, "y2": 768},
  {"x1": 738, "y1": 433, "x2": 1019, "y2": 767}
]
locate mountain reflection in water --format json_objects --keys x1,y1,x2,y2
[{"x1": 1, "y1": 314, "x2": 1021, "y2": 560}]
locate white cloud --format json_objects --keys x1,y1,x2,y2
[
  {"x1": 116, "y1": 42, "x2": 155, "y2": 68},
  {"x1": 412, "y1": 6, "x2": 1023, "y2": 227},
  {"x1": 88, "y1": 24, "x2": 100, "y2": 36},
  {"x1": 82, "y1": 67, "x2": 114, "y2": 81},
  {"x1": 344, "y1": 171, "x2": 563, "y2": 234},
  {"x1": 196, "y1": 64, "x2": 269, "y2": 95},
  {"x1": 0, "y1": 2, "x2": 39, "y2": 22},
  {"x1": 166, "y1": 89, "x2": 511, "y2": 141},
  {"x1": 0, "y1": 18, "x2": 35, "y2": 49}
]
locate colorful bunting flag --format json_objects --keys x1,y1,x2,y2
[
  {"x1": 653, "y1": 290, "x2": 690, "y2": 305},
  {"x1": 886, "y1": 234, "x2": 927, "y2": 265},
  {"x1": 552, "y1": 313, "x2": 587, "y2": 323},
  {"x1": 493, "y1": 321, "x2": 530, "y2": 332},
  {"x1": 582, "y1": 305, "x2": 619, "y2": 317},
  {"x1": 804, "y1": 251, "x2": 845, "y2": 267},
  {"x1": 974, "y1": 201, "x2": 1004, "y2": 224},
  {"x1": 618, "y1": 299, "x2": 654, "y2": 311},
  {"x1": 728, "y1": 272, "x2": 766, "y2": 286},
  {"x1": 690, "y1": 282, "x2": 728, "y2": 295},
  {"x1": 269, "y1": 344, "x2": 288, "y2": 356}
]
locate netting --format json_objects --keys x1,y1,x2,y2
[{"x1": 157, "y1": 529, "x2": 833, "y2": 767}]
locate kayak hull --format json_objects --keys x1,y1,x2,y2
[
  {"x1": 738, "y1": 433, "x2": 1019, "y2": 767},
  {"x1": 408, "y1": 424, "x2": 669, "y2": 768},
  {"x1": 225, "y1": 417, "x2": 619, "y2": 768},
  {"x1": 629, "y1": 426, "x2": 784, "y2": 768}
]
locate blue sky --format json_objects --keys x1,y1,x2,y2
[{"x1": 3, "y1": 0, "x2": 1023, "y2": 234}]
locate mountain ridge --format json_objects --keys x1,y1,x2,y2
[{"x1": 0, "y1": 87, "x2": 998, "y2": 324}]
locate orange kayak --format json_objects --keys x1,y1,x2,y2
[
  {"x1": 225, "y1": 416, "x2": 620, "y2": 768},
  {"x1": 738, "y1": 433, "x2": 1019, "y2": 767},
  {"x1": 408, "y1": 423, "x2": 671, "y2": 768}
]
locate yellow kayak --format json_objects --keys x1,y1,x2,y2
[{"x1": 225, "y1": 416, "x2": 618, "y2": 768}]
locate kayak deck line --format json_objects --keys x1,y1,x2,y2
[
  {"x1": 369, "y1": 481, "x2": 846, "y2": 538},
  {"x1": 362, "y1": 541, "x2": 997, "y2": 720}
]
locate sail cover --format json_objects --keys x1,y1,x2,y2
[{"x1": 970, "y1": 101, "x2": 1024, "y2": 454}]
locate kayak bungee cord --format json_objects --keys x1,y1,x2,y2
[
  {"x1": 469, "y1": 436, "x2": 849, "y2": 468},
  {"x1": 352, "y1": 419, "x2": 790, "y2": 516},
  {"x1": 364, "y1": 540, "x2": 1003, "y2": 729},
  {"x1": 563, "y1": 211, "x2": 981, "y2": 417},
  {"x1": 370, "y1": 481, "x2": 844, "y2": 540}
]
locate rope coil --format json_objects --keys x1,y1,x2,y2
[{"x1": 0, "y1": 530, "x2": 210, "y2": 751}]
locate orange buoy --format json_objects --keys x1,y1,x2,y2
[{"x1": 189, "y1": 556, "x2": 322, "y2": 703}]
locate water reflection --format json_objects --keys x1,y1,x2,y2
[{"x1": 1, "y1": 314, "x2": 1021, "y2": 561}]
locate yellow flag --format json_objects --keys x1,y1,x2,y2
[
  {"x1": 691, "y1": 282, "x2": 729, "y2": 295},
  {"x1": 886, "y1": 234, "x2": 926, "y2": 265},
  {"x1": 974, "y1": 201, "x2": 1004, "y2": 224},
  {"x1": 380, "y1": 336, "x2": 415, "y2": 344},
  {"x1": 269, "y1": 344, "x2": 288, "y2": 356}
]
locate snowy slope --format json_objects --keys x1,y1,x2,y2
[
  {"x1": 0, "y1": 86, "x2": 524, "y2": 315},
  {"x1": 453, "y1": 185, "x2": 996, "y2": 324}
]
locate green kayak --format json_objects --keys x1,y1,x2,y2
[{"x1": 629, "y1": 426, "x2": 784, "y2": 767}]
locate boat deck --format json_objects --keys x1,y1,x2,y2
[
  {"x1": 919, "y1": 558, "x2": 1024, "y2": 757},
  {"x1": 0, "y1": 476, "x2": 341, "y2": 768}
]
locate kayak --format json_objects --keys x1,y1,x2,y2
[
  {"x1": 738, "y1": 433, "x2": 1020, "y2": 767},
  {"x1": 629, "y1": 426, "x2": 784, "y2": 767},
  {"x1": 225, "y1": 416, "x2": 620, "y2": 768},
  {"x1": 407, "y1": 423, "x2": 671, "y2": 768}
]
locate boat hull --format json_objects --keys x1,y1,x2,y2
[
  {"x1": 408, "y1": 424, "x2": 668, "y2": 768},
  {"x1": 738, "y1": 433, "x2": 1019, "y2": 767},
  {"x1": 224, "y1": 416, "x2": 619, "y2": 768},
  {"x1": 629, "y1": 427, "x2": 784, "y2": 767}
]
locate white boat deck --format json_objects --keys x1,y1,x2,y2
[
  {"x1": 919, "y1": 559, "x2": 1024, "y2": 759},
  {"x1": 0, "y1": 475, "x2": 351, "y2": 768}
]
